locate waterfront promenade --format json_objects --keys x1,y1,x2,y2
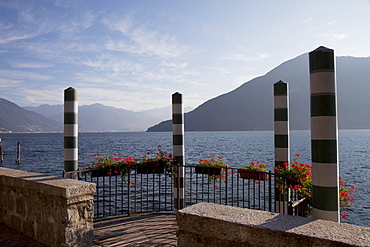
[
  {"x1": 0, "y1": 213, "x2": 177, "y2": 247},
  {"x1": 93, "y1": 213, "x2": 178, "y2": 246}
]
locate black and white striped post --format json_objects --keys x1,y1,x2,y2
[
  {"x1": 172, "y1": 92, "x2": 185, "y2": 210},
  {"x1": 64, "y1": 87, "x2": 78, "y2": 178},
  {"x1": 274, "y1": 80, "x2": 290, "y2": 214},
  {"x1": 309, "y1": 46, "x2": 339, "y2": 222}
]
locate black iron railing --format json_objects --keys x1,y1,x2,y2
[
  {"x1": 186, "y1": 166, "x2": 273, "y2": 212},
  {"x1": 64, "y1": 165, "x2": 308, "y2": 219}
]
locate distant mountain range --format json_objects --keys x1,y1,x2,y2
[
  {"x1": 22, "y1": 103, "x2": 162, "y2": 132},
  {"x1": 0, "y1": 98, "x2": 62, "y2": 133},
  {"x1": 2, "y1": 53, "x2": 369, "y2": 133},
  {"x1": 148, "y1": 54, "x2": 370, "y2": 131},
  {"x1": 0, "y1": 98, "x2": 192, "y2": 133}
]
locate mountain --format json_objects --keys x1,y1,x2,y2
[
  {"x1": 147, "y1": 54, "x2": 370, "y2": 131},
  {"x1": 0, "y1": 98, "x2": 62, "y2": 133},
  {"x1": 78, "y1": 104, "x2": 164, "y2": 132},
  {"x1": 23, "y1": 104, "x2": 64, "y2": 122},
  {"x1": 24, "y1": 104, "x2": 163, "y2": 132},
  {"x1": 140, "y1": 106, "x2": 193, "y2": 121},
  {"x1": 23, "y1": 104, "x2": 194, "y2": 132}
]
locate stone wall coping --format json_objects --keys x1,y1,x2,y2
[
  {"x1": 177, "y1": 202, "x2": 370, "y2": 246},
  {"x1": 0, "y1": 167, "x2": 95, "y2": 198}
]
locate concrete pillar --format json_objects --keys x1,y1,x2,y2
[
  {"x1": 309, "y1": 46, "x2": 339, "y2": 222},
  {"x1": 64, "y1": 87, "x2": 78, "y2": 176},
  {"x1": 172, "y1": 92, "x2": 185, "y2": 210},
  {"x1": 274, "y1": 80, "x2": 290, "y2": 214}
]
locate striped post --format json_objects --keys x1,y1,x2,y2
[
  {"x1": 172, "y1": 92, "x2": 185, "y2": 210},
  {"x1": 64, "y1": 87, "x2": 78, "y2": 178},
  {"x1": 274, "y1": 80, "x2": 290, "y2": 214},
  {"x1": 309, "y1": 46, "x2": 339, "y2": 222}
]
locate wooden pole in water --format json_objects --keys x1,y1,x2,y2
[
  {"x1": 0, "y1": 139, "x2": 3, "y2": 162},
  {"x1": 309, "y1": 46, "x2": 339, "y2": 222},
  {"x1": 16, "y1": 141, "x2": 20, "y2": 163}
]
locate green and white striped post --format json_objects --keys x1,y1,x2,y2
[
  {"x1": 274, "y1": 80, "x2": 290, "y2": 214},
  {"x1": 64, "y1": 87, "x2": 78, "y2": 178},
  {"x1": 172, "y1": 92, "x2": 185, "y2": 210},
  {"x1": 309, "y1": 46, "x2": 339, "y2": 222}
]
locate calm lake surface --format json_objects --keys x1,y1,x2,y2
[{"x1": 1, "y1": 130, "x2": 369, "y2": 227}]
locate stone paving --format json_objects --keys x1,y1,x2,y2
[
  {"x1": 0, "y1": 213, "x2": 177, "y2": 247},
  {"x1": 93, "y1": 213, "x2": 178, "y2": 247},
  {"x1": 0, "y1": 223, "x2": 48, "y2": 247}
]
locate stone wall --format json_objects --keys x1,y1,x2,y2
[
  {"x1": 177, "y1": 202, "x2": 370, "y2": 247},
  {"x1": 0, "y1": 167, "x2": 96, "y2": 247}
]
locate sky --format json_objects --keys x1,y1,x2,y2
[{"x1": 1, "y1": 0, "x2": 370, "y2": 112}]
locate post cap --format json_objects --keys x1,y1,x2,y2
[
  {"x1": 275, "y1": 80, "x2": 287, "y2": 84},
  {"x1": 310, "y1": 46, "x2": 333, "y2": 54}
]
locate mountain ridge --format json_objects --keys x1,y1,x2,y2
[
  {"x1": 2, "y1": 53, "x2": 369, "y2": 133},
  {"x1": 22, "y1": 103, "x2": 193, "y2": 132},
  {"x1": 22, "y1": 103, "x2": 163, "y2": 132},
  {"x1": 0, "y1": 98, "x2": 63, "y2": 133},
  {"x1": 147, "y1": 54, "x2": 370, "y2": 131}
]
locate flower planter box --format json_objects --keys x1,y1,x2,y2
[
  {"x1": 89, "y1": 169, "x2": 118, "y2": 177},
  {"x1": 194, "y1": 166, "x2": 222, "y2": 176},
  {"x1": 136, "y1": 166, "x2": 165, "y2": 174},
  {"x1": 238, "y1": 169, "x2": 268, "y2": 181}
]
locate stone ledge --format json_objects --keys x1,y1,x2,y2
[
  {"x1": 0, "y1": 167, "x2": 96, "y2": 247},
  {"x1": 177, "y1": 202, "x2": 370, "y2": 247},
  {"x1": 0, "y1": 167, "x2": 95, "y2": 199}
]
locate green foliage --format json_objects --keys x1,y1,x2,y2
[
  {"x1": 275, "y1": 154, "x2": 355, "y2": 220},
  {"x1": 241, "y1": 161, "x2": 268, "y2": 171}
]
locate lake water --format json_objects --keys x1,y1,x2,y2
[{"x1": 1, "y1": 130, "x2": 369, "y2": 227}]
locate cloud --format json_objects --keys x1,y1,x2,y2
[
  {"x1": 102, "y1": 14, "x2": 133, "y2": 34},
  {"x1": 103, "y1": 16, "x2": 193, "y2": 59},
  {"x1": 12, "y1": 62, "x2": 54, "y2": 69},
  {"x1": 3, "y1": 83, "x2": 65, "y2": 106},
  {"x1": 81, "y1": 54, "x2": 145, "y2": 77},
  {"x1": 0, "y1": 78, "x2": 21, "y2": 88},
  {"x1": 0, "y1": 33, "x2": 36, "y2": 45},
  {"x1": 204, "y1": 66, "x2": 232, "y2": 75},
  {"x1": 220, "y1": 52, "x2": 270, "y2": 62},
  {"x1": 0, "y1": 69, "x2": 53, "y2": 81},
  {"x1": 58, "y1": 11, "x2": 96, "y2": 38},
  {"x1": 76, "y1": 86, "x2": 168, "y2": 111},
  {"x1": 19, "y1": 88, "x2": 64, "y2": 106},
  {"x1": 80, "y1": 52, "x2": 198, "y2": 88},
  {"x1": 105, "y1": 33, "x2": 189, "y2": 59},
  {"x1": 314, "y1": 31, "x2": 348, "y2": 41},
  {"x1": 0, "y1": 0, "x2": 97, "y2": 50},
  {"x1": 303, "y1": 17, "x2": 314, "y2": 26}
]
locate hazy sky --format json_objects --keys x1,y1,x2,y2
[{"x1": 1, "y1": 0, "x2": 370, "y2": 111}]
